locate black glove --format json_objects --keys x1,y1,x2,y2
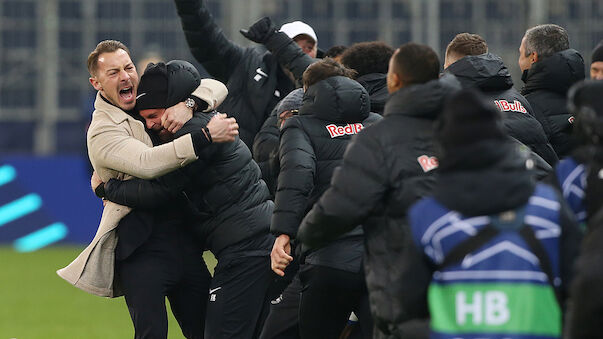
[{"x1": 240, "y1": 16, "x2": 277, "y2": 44}]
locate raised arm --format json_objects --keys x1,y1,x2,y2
[
  {"x1": 241, "y1": 17, "x2": 315, "y2": 84},
  {"x1": 174, "y1": 0, "x2": 246, "y2": 82}
]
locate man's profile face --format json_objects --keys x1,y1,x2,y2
[
  {"x1": 294, "y1": 35, "x2": 317, "y2": 58},
  {"x1": 89, "y1": 49, "x2": 139, "y2": 111},
  {"x1": 518, "y1": 36, "x2": 534, "y2": 72},
  {"x1": 591, "y1": 61, "x2": 603, "y2": 80},
  {"x1": 139, "y1": 108, "x2": 172, "y2": 141}
]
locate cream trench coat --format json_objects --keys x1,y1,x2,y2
[{"x1": 57, "y1": 79, "x2": 227, "y2": 297}]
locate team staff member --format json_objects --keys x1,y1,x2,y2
[
  {"x1": 57, "y1": 40, "x2": 237, "y2": 338},
  {"x1": 444, "y1": 32, "x2": 558, "y2": 166},
  {"x1": 518, "y1": 24, "x2": 585, "y2": 157},
  {"x1": 297, "y1": 43, "x2": 461, "y2": 338},
  {"x1": 99, "y1": 60, "x2": 274, "y2": 339},
  {"x1": 173, "y1": 0, "x2": 315, "y2": 146},
  {"x1": 270, "y1": 59, "x2": 381, "y2": 338}
]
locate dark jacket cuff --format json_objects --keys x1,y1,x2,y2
[{"x1": 191, "y1": 131, "x2": 211, "y2": 155}]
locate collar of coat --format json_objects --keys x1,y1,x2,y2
[{"x1": 94, "y1": 92, "x2": 138, "y2": 125}]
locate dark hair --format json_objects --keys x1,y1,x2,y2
[
  {"x1": 392, "y1": 43, "x2": 440, "y2": 85},
  {"x1": 302, "y1": 58, "x2": 357, "y2": 88},
  {"x1": 87, "y1": 40, "x2": 131, "y2": 76},
  {"x1": 524, "y1": 24, "x2": 569, "y2": 58},
  {"x1": 446, "y1": 33, "x2": 488, "y2": 58},
  {"x1": 325, "y1": 45, "x2": 347, "y2": 58},
  {"x1": 340, "y1": 41, "x2": 395, "y2": 77}
]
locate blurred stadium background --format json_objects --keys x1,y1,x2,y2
[{"x1": 0, "y1": 0, "x2": 601, "y2": 337}]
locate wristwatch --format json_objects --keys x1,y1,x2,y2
[{"x1": 185, "y1": 97, "x2": 196, "y2": 110}]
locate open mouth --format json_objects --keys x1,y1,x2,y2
[{"x1": 119, "y1": 87, "x2": 134, "y2": 102}]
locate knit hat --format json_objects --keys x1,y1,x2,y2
[
  {"x1": 136, "y1": 62, "x2": 168, "y2": 110},
  {"x1": 277, "y1": 88, "x2": 304, "y2": 115},
  {"x1": 136, "y1": 60, "x2": 201, "y2": 111},
  {"x1": 591, "y1": 40, "x2": 603, "y2": 64},
  {"x1": 437, "y1": 89, "x2": 506, "y2": 150}
]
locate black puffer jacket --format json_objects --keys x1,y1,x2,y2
[
  {"x1": 297, "y1": 74, "x2": 461, "y2": 338},
  {"x1": 356, "y1": 73, "x2": 389, "y2": 115},
  {"x1": 447, "y1": 53, "x2": 558, "y2": 165},
  {"x1": 272, "y1": 76, "x2": 381, "y2": 271},
  {"x1": 521, "y1": 49, "x2": 585, "y2": 157},
  {"x1": 252, "y1": 105, "x2": 279, "y2": 198},
  {"x1": 102, "y1": 112, "x2": 273, "y2": 255},
  {"x1": 174, "y1": 0, "x2": 314, "y2": 147},
  {"x1": 565, "y1": 208, "x2": 603, "y2": 338}
]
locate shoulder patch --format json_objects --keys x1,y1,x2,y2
[{"x1": 417, "y1": 155, "x2": 438, "y2": 172}]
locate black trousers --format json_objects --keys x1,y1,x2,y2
[
  {"x1": 299, "y1": 264, "x2": 373, "y2": 339},
  {"x1": 117, "y1": 228, "x2": 211, "y2": 339},
  {"x1": 205, "y1": 235, "x2": 275, "y2": 339},
  {"x1": 259, "y1": 271, "x2": 302, "y2": 339}
]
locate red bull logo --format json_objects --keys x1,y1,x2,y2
[
  {"x1": 494, "y1": 100, "x2": 527, "y2": 114},
  {"x1": 417, "y1": 155, "x2": 438, "y2": 172},
  {"x1": 326, "y1": 123, "x2": 364, "y2": 138}
]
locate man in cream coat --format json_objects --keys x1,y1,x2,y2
[{"x1": 57, "y1": 40, "x2": 237, "y2": 329}]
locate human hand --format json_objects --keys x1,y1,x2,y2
[
  {"x1": 271, "y1": 234, "x2": 293, "y2": 276},
  {"x1": 90, "y1": 171, "x2": 103, "y2": 192},
  {"x1": 162, "y1": 101, "x2": 193, "y2": 134},
  {"x1": 206, "y1": 113, "x2": 239, "y2": 143},
  {"x1": 240, "y1": 16, "x2": 277, "y2": 44}
]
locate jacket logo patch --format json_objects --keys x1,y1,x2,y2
[
  {"x1": 494, "y1": 100, "x2": 527, "y2": 114},
  {"x1": 254, "y1": 68, "x2": 268, "y2": 82},
  {"x1": 417, "y1": 155, "x2": 438, "y2": 172},
  {"x1": 326, "y1": 123, "x2": 364, "y2": 138},
  {"x1": 568, "y1": 116, "x2": 575, "y2": 124}
]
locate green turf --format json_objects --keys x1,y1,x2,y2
[{"x1": 0, "y1": 246, "x2": 217, "y2": 339}]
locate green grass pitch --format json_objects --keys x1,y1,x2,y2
[{"x1": 0, "y1": 246, "x2": 217, "y2": 339}]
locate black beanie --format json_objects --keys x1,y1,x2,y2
[
  {"x1": 437, "y1": 89, "x2": 506, "y2": 150},
  {"x1": 136, "y1": 62, "x2": 169, "y2": 111},
  {"x1": 568, "y1": 80, "x2": 603, "y2": 145},
  {"x1": 277, "y1": 88, "x2": 304, "y2": 115},
  {"x1": 136, "y1": 60, "x2": 201, "y2": 111},
  {"x1": 592, "y1": 40, "x2": 603, "y2": 64}
]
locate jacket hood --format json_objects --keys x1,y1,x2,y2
[
  {"x1": 521, "y1": 49, "x2": 585, "y2": 95},
  {"x1": 300, "y1": 76, "x2": 371, "y2": 123},
  {"x1": 356, "y1": 73, "x2": 388, "y2": 114},
  {"x1": 434, "y1": 140, "x2": 535, "y2": 216},
  {"x1": 383, "y1": 73, "x2": 461, "y2": 119},
  {"x1": 446, "y1": 53, "x2": 513, "y2": 91}
]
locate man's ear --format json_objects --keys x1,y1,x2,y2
[
  {"x1": 532, "y1": 52, "x2": 539, "y2": 64},
  {"x1": 392, "y1": 72, "x2": 403, "y2": 89},
  {"x1": 89, "y1": 77, "x2": 102, "y2": 91}
]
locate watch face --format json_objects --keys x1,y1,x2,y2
[{"x1": 185, "y1": 98, "x2": 195, "y2": 109}]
